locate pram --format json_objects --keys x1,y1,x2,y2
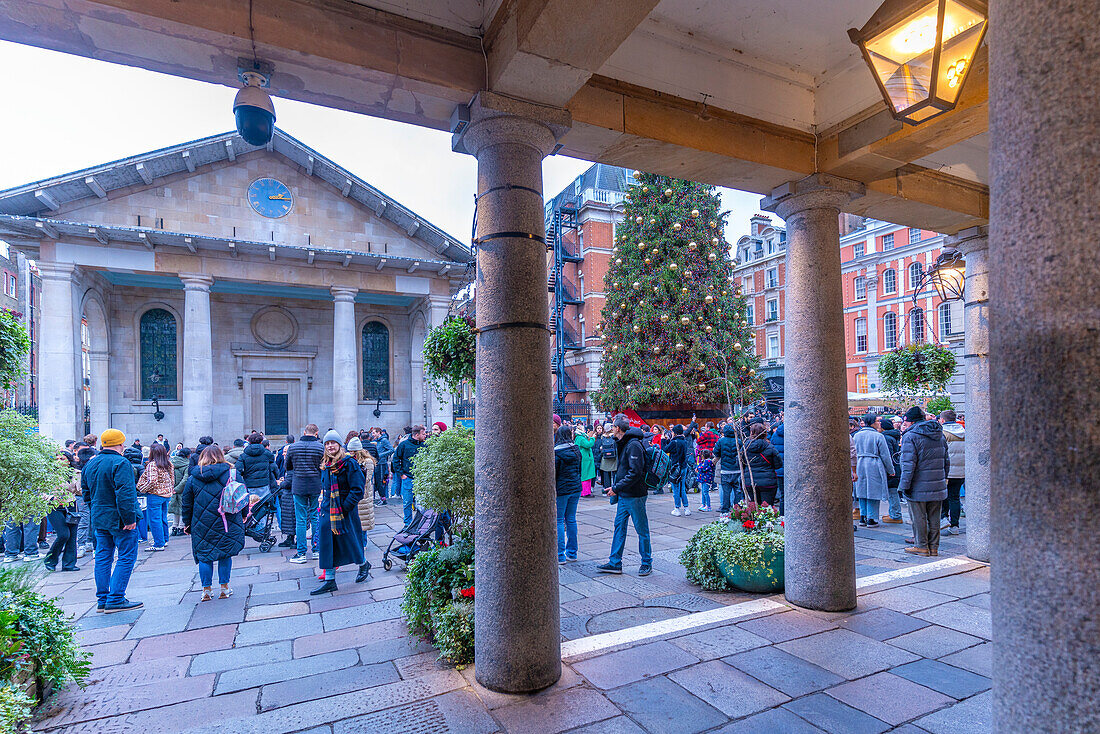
[
  {"x1": 243, "y1": 488, "x2": 278, "y2": 553},
  {"x1": 381, "y1": 509, "x2": 452, "y2": 571}
]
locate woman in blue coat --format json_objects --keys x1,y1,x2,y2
[
  {"x1": 182, "y1": 445, "x2": 245, "y2": 601},
  {"x1": 311, "y1": 430, "x2": 372, "y2": 595}
]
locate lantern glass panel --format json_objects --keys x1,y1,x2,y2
[
  {"x1": 934, "y1": 1, "x2": 986, "y2": 106},
  {"x1": 863, "y1": 1, "x2": 939, "y2": 114}
]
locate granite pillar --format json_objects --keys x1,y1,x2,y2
[
  {"x1": 762, "y1": 173, "x2": 864, "y2": 612},
  {"x1": 180, "y1": 274, "x2": 214, "y2": 445},
  {"x1": 331, "y1": 286, "x2": 358, "y2": 434},
  {"x1": 989, "y1": 2, "x2": 1100, "y2": 731},
  {"x1": 948, "y1": 227, "x2": 990, "y2": 563},
  {"x1": 453, "y1": 92, "x2": 569, "y2": 693},
  {"x1": 37, "y1": 261, "x2": 79, "y2": 442},
  {"x1": 88, "y1": 351, "x2": 110, "y2": 436}
]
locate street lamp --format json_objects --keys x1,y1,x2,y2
[
  {"x1": 848, "y1": 0, "x2": 987, "y2": 125},
  {"x1": 928, "y1": 247, "x2": 966, "y2": 302},
  {"x1": 149, "y1": 369, "x2": 165, "y2": 422}
]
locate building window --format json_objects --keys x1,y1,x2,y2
[
  {"x1": 882, "y1": 268, "x2": 897, "y2": 294},
  {"x1": 766, "y1": 299, "x2": 779, "y2": 322},
  {"x1": 854, "y1": 276, "x2": 867, "y2": 300},
  {"x1": 361, "y1": 321, "x2": 390, "y2": 400},
  {"x1": 139, "y1": 308, "x2": 177, "y2": 400},
  {"x1": 854, "y1": 242, "x2": 865, "y2": 258},
  {"x1": 743, "y1": 277, "x2": 753, "y2": 294},
  {"x1": 909, "y1": 228, "x2": 922, "y2": 244},
  {"x1": 3, "y1": 273, "x2": 15, "y2": 298},
  {"x1": 883, "y1": 233, "x2": 895, "y2": 250},
  {"x1": 855, "y1": 317, "x2": 867, "y2": 353},
  {"x1": 884, "y1": 312, "x2": 898, "y2": 350},
  {"x1": 939, "y1": 301, "x2": 960, "y2": 339},
  {"x1": 856, "y1": 373, "x2": 869, "y2": 394},
  {"x1": 910, "y1": 307, "x2": 925, "y2": 344},
  {"x1": 767, "y1": 334, "x2": 779, "y2": 358},
  {"x1": 766, "y1": 267, "x2": 778, "y2": 288},
  {"x1": 909, "y1": 261, "x2": 924, "y2": 291},
  {"x1": 745, "y1": 304, "x2": 754, "y2": 326},
  {"x1": 768, "y1": 240, "x2": 777, "y2": 254}
]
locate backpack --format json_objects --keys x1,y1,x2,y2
[
  {"x1": 642, "y1": 444, "x2": 673, "y2": 491},
  {"x1": 218, "y1": 467, "x2": 251, "y2": 531},
  {"x1": 600, "y1": 440, "x2": 617, "y2": 460}
]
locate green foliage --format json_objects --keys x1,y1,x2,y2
[
  {"x1": 715, "y1": 529, "x2": 785, "y2": 572},
  {"x1": 423, "y1": 316, "x2": 475, "y2": 398},
  {"x1": 681, "y1": 503, "x2": 784, "y2": 591},
  {"x1": 410, "y1": 428, "x2": 475, "y2": 537},
  {"x1": 925, "y1": 395, "x2": 955, "y2": 415},
  {"x1": 0, "y1": 683, "x2": 33, "y2": 734},
  {"x1": 594, "y1": 173, "x2": 760, "y2": 410},
  {"x1": 432, "y1": 601, "x2": 474, "y2": 666},
  {"x1": 679, "y1": 522, "x2": 735, "y2": 590},
  {"x1": 0, "y1": 310, "x2": 30, "y2": 392},
  {"x1": 0, "y1": 566, "x2": 90, "y2": 693},
  {"x1": 0, "y1": 411, "x2": 71, "y2": 526},
  {"x1": 878, "y1": 343, "x2": 957, "y2": 398},
  {"x1": 401, "y1": 540, "x2": 474, "y2": 637}
]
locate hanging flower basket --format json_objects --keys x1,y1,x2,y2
[
  {"x1": 877, "y1": 343, "x2": 957, "y2": 397},
  {"x1": 423, "y1": 316, "x2": 476, "y2": 398}
]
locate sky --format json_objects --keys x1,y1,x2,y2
[{"x1": 0, "y1": 41, "x2": 772, "y2": 245}]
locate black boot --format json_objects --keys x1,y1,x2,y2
[
  {"x1": 278, "y1": 535, "x2": 295, "y2": 548},
  {"x1": 310, "y1": 580, "x2": 338, "y2": 595},
  {"x1": 356, "y1": 561, "x2": 372, "y2": 583}
]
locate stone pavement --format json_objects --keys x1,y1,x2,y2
[{"x1": 30, "y1": 491, "x2": 989, "y2": 733}]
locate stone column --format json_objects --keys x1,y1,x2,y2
[
  {"x1": 88, "y1": 351, "x2": 110, "y2": 435},
  {"x1": 453, "y1": 92, "x2": 570, "y2": 693},
  {"x1": 762, "y1": 173, "x2": 864, "y2": 612},
  {"x1": 946, "y1": 227, "x2": 990, "y2": 563},
  {"x1": 180, "y1": 274, "x2": 214, "y2": 444},
  {"x1": 331, "y1": 286, "x2": 358, "y2": 433},
  {"x1": 989, "y1": 4, "x2": 1099, "y2": 730},
  {"x1": 37, "y1": 261, "x2": 79, "y2": 442}
]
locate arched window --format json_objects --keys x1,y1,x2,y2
[
  {"x1": 362, "y1": 321, "x2": 390, "y2": 400},
  {"x1": 910, "y1": 307, "x2": 925, "y2": 344},
  {"x1": 883, "y1": 312, "x2": 898, "y2": 350},
  {"x1": 909, "y1": 261, "x2": 924, "y2": 291},
  {"x1": 139, "y1": 308, "x2": 177, "y2": 400},
  {"x1": 882, "y1": 268, "x2": 897, "y2": 294}
]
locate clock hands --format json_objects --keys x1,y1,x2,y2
[{"x1": 268, "y1": 194, "x2": 290, "y2": 200}]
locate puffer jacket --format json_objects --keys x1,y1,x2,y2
[
  {"x1": 743, "y1": 437, "x2": 782, "y2": 490},
  {"x1": 554, "y1": 442, "x2": 583, "y2": 497},
  {"x1": 897, "y1": 420, "x2": 950, "y2": 502},
  {"x1": 285, "y1": 435, "x2": 325, "y2": 496},
  {"x1": 942, "y1": 422, "x2": 965, "y2": 479},
  {"x1": 882, "y1": 429, "x2": 902, "y2": 489},
  {"x1": 182, "y1": 463, "x2": 245, "y2": 564},
  {"x1": 235, "y1": 443, "x2": 277, "y2": 490},
  {"x1": 713, "y1": 424, "x2": 744, "y2": 475},
  {"x1": 611, "y1": 427, "x2": 647, "y2": 498},
  {"x1": 169, "y1": 454, "x2": 190, "y2": 515},
  {"x1": 355, "y1": 454, "x2": 376, "y2": 532},
  {"x1": 770, "y1": 423, "x2": 785, "y2": 478}
]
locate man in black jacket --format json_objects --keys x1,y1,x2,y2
[
  {"x1": 393, "y1": 425, "x2": 426, "y2": 525},
  {"x1": 666, "y1": 424, "x2": 691, "y2": 516},
  {"x1": 598, "y1": 415, "x2": 652, "y2": 576},
  {"x1": 285, "y1": 423, "x2": 325, "y2": 562}
]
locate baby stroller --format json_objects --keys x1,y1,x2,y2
[
  {"x1": 243, "y1": 488, "x2": 278, "y2": 553},
  {"x1": 381, "y1": 509, "x2": 452, "y2": 571}
]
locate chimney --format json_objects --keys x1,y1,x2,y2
[{"x1": 749, "y1": 214, "x2": 771, "y2": 237}]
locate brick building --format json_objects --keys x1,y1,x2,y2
[{"x1": 0, "y1": 244, "x2": 40, "y2": 409}]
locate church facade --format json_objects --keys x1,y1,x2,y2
[{"x1": 0, "y1": 129, "x2": 470, "y2": 445}]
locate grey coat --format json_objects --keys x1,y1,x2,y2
[
  {"x1": 851, "y1": 427, "x2": 895, "y2": 501},
  {"x1": 898, "y1": 420, "x2": 950, "y2": 502}
]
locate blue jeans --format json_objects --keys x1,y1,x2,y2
[
  {"x1": 608, "y1": 495, "x2": 652, "y2": 568},
  {"x1": 719, "y1": 475, "x2": 742, "y2": 512},
  {"x1": 672, "y1": 469, "x2": 690, "y2": 509},
  {"x1": 858, "y1": 498, "x2": 880, "y2": 521},
  {"x1": 94, "y1": 527, "x2": 139, "y2": 606},
  {"x1": 145, "y1": 495, "x2": 169, "y2": 547},
  {"x1": 556, "y1": 492, "x2": 580, "y2": 561},
  {"x1": 3, "y1": 519, "x2": 39, "y2": 558},
  {"x1": 886, "y1": 486, "x2": 902, "y2": 519},
  {"x1": 198, "y1": 558, "x2": 232, "y2": 586},
  {"x1": 400, "y1": 476, "x2": 416, "y2": 525},
  {"x1": 45, "y1": 509, "x2": 78, "y2": 569},
  {"x1": 699, "y1": 482, "x2": 711, "y2": 509},
  {"x1": 294, "y1": 493, "x2": 320, "y2": 555}
]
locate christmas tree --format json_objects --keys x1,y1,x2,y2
[{"x1": 593, "y1": 172, "x2": 760, "y2": 410}]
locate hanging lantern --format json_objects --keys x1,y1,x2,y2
[
  {"x1": 848, "y1": 0, "x2": 988, "y2": 125},
  {"x1": 928, "y1": 247, "x2": 966, "y2": 301}
]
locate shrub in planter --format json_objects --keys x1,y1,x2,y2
[
  {"x1": 410, "y1": 427, "x2": 475, "y2": 538},
  {"x1": 680, "y1": 502, "x2": 785, "y2": 593},
  {"x1": 423, "y1": 316, "x2": 475, "y2": 399},
  {"x1": 402, "y1": 540, "x2": 475, "y2": 664},
  {"x1": 432, "y1": 600, "x2": 474, "y2": 666},
  {"x1": 0, "y1": 411, "x2": 72, "y2": 526},
  {"x1": 878, "y1": 343, "x2": 957, "y2": 398}
]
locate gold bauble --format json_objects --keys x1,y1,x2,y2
[
  {"x1": 684, "y1": 270, "x2": 693, "y2": 279},
  {"x1": 652, "y1": 286, "x2": 659, "y2": 293},
  {"x1": 698, "y1": 363, "x2": 706, "y2": 371},
  {"x1": 660, "y1": 314, "x2": 669, "y2": 322},
  {"x1": 697, "y1": 383, "x2": 707, "y2": 391},
  {"x1": 637, "y1": 242, "x2": 647, "y2": 252},
  {"x1": 680, "y1": 316, "x2": 690, "y2": 326},
  {"x1": 633, "y1": 169, "x2": 642, "y2": 177},
  {"x1": 717, "y1": 308, "x2": 722, "y2": 315},
  {"x1": 635, "y1": 216, "x2": 643, "y2": 224},
  {"x1": 697, "y1": 314, "x2": 704, "y2": 322},
  {"x1": 638, "y1": 300, "x2": 646, "y2": 308},
  {"x1": 741, "y1": 320, "x2": 748, "y2": 327},
  {"x1": 632, "y1": 325, "x2": 641, "y2": 333},
  {"x1": 707, "y1": 253, "x2": 717, "y2": 262},
  {"x1": 734, "y1": 342, "x2": 742, "y2": 351},
  {"x1": 612, "y1": 344, "x2": 619, "y2": 351},
  {"x1": 652, "y1": 346, "x2": 661, "y2": 354},
  {"x1": 705, "y1": 325, "x2": 713, "y2": 334},
  {"x1": 624, "y1": 194, "x2": 631, "y2": 201},
  {"x1": 664, "y1": 188, "x2": 673, "y2": 196},
  {"x1": 626, "y1": 384, "x2": 633, "y2": 390},
  {"x1": 644, "y1": 258, "x2": 651, "y2": 265},
  {"x1": 675, "y1": 342, "x2": 685, "y2": 351},
  {"x1": 691, "y1": 209, "x2": 700, "y2": 218},
  {"x1": 616, "y1": 369, "x2": 622, "y2": 376},
  {"x1": 688, "y1": 241, "x2": 698, "y2": 251},
  {"x1": 649, "y1": 218, "x2": 657, "y2": 225},
  {"x1": 735, "y1": 288, "x2": 743, "y2": 296},
  {"x1": 749, "y1": 369, "x2": 756, "y2": 376},
  {"x1": 651, "y1": 248, "x2": 658, "y2": 256},
  {"x1": 712, "y1": 237, "x2": 720, "y2": 245},
  {"x1": 704, "y1": 295, "x2": 714, "y2": 304},
  {"x1": 681, "y1": 287, "x2": 689, "y2": 295},
  {"x1": 722, "y1": 290, "x2": 728, "y2": 296},
  {"x1": 632, "y1": 281, "x2": 641, "y2": 290},
  {"x1": 614, "y1": 282, "x2": 621, "y2": 289},
  {"x1": 673, "y1": 222, "x2": 682, "y2": 231},
  {"x1": 616, "y1": 258, "x2": 622, "y2": 265},
  {"x1": 708, "y1": 283, "x2": 715, "y2": 289},
  {"x1": 642, "y1": 186, "x2": 649, "y2": 193},
  {"x1": 669, "y1": 262, "x2": 678, "y2": 270},
  {"x1": 741, "y1": 365, "x2": 748, "y2": 371},
  {"x1": 709, "y1": 221, "x2": 717, "y2": 229}
]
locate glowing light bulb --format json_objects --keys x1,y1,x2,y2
[{"x1": 892, "y1": 14, "x2": 938, "y2": 56}]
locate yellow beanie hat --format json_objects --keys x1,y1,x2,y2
[{"x1": 99, "y1": 428, "x2": 126, "y2": 448}]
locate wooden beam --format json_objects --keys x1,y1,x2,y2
[
  {"x1": 305, "y1": 155, "x2": 314, "y2": 177},
  {"x1": 34, "y1": 189, "x2": 60, "y2": 211},
  {"x1": 405, "y1": 221, "x2": 420, "y2": 237},
  {"x1": 407, "y1": 261, "x2": 420, "y2": 273},
  {"x1": 307, "y1": 249, "x2": 315, "y2": 264},
  {"x1": 227, "y1": 242, "x2": 238, "y2": 258},
  {"x1": 84, "y1": 176, "x2": 107, "y2": 198},
  {"x1": 341, "y1": 179, "x2": 353, "y2": 197},
  {"x1": 183, "y1": 236, "x2": 195, "y2": 253},
  {"x1": 138, "y1": 232, "x2": 154, "y2": 250},
  {"x1": 35, "y1": 220, "x2": 59, "y2": 238},
  {"x1": 182, "y1": 150, "x2": 196, "y2": 172},
  {"x1": 135, "y1": 163, "x2": 153, "y2": 185},
  {"x1": 342, "y1": 253, "x2": 353, "y2": 267},
  {"x1": 225, "y1": 140, "x2": 236, "y2": 161},
  {"x1": 376, "y1": 258, "x2": 387, "y2": 271},
  {"x1": 89, "y1": 227, "x2": 108, "y2": 245},
  {"x1": 269, "y1": 246, "x2": 276, "y2": 262}
]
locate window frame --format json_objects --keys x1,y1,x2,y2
[
  {"x1": 138, "y1": 307, "x2": 178, "y2": 401},
  {"x1": 909, "y1": 228, "x2": 922, "y2": 244},
  {"x1": 910, "y1": 307, "x2": 926, "y2": 344},
  {"x1": 767, "y1": 334, "x2": 780, "y2": 359},
  {"x1": 856, "y1": 372, "x2": 869, "y2": 394},
  {"x1": 884, "y1": 312, "x2": 898, "y2": 350},
  {"x1": 361, "y1": 320, "x2": 392, "y2": 401},
  {"x1": 745, "y1": 303, "x2": 754, "y2": 326},
  {"x1": 854, "y1": 275, "x2": 867, "y2": 300},
  {"x1": 766, "y1": 298, "x2": 779, "y2": 322},
  {"x1": 855, "y1": 316, "x2": 867, "y2": 353},
  {"x1": 882, "y1": 268, "x2": 897, "y2": 294},
  {"x1": 853, "y1": 242, "x2": 866, "y2": 258},
  {"x1": 909, "y1": 261, "x2": 924, "y2": 291},
  {"x1": 766, "y1": 267, "x2": 778, "y2": 289},
  {"x1": 938, "y1": 301, "x2": 957, "y2": 339},
  {"x1": 882, "y1": 233, "x2": 895, "y2": 250}
]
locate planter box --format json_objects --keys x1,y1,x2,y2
[{"x1": 717, "y1": 546, "x2": 784, "y2": 593}]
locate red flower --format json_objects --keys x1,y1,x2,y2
[
  {"x1": 742, "y1": 520, "x2": 756, "y2": 530},
  {"x1": 780, "y1": 521, "x2": 785, "y2": 527},
  {"x1": 458, "y1": 586, "x2": 475, "y2": 598}
]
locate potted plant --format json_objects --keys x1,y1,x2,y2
[
  {"x1": 680, "y1": 502, "x2": 784, "y2": 593},
  {"x1": 401, "y1": 541, "x2": 475, "y2": 666},
  {"x1": 423, "y1": 316, "x2": 475, "y2": 399},
  {"x1": 877, "y1": 343, "x2": 957, "y2": 399}
]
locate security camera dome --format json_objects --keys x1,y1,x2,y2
[{"x1": 233, "y1": 81, "x2": 276, "y2": 146}]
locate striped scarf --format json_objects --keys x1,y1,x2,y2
[{"x1": 327, "y1": 458, "x2": 346, "y2": 535}]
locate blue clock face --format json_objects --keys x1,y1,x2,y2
[{"x1": 247, "y1": 178, "x2": 293, "y2": 218}]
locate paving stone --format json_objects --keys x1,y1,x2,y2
[
  {"x1": 573, "y1": 640, "x2": 699, "y2": 690},
  {"x1": 838, "y1": 607, "x2": 931, "y2": 641},
  {"x1": 913, "y1": 601, "x2": 992, "y2": 640},
  {"x1": 42, "y1": 689, "x2": 258, "y2": 734},
  {"x1": 368, "y1": 584, "x2": 404, "y2": 601},
  {"x1": 939, "y1": 642, "x2": 992, "y2": 677},
  {"x1": 125, "y1": 603, "x2": 196, "y2": 639},
  {"x1": 357, "y1": 635, "x2": 434, "y2": 665},
  {"x1": 331, "y1": 688, "x2": 495, "y2": 733},
  {"x1": 826, "y1": 672, "x2": 954, "y2": 726},
  {"x1": 668, "y1": 659, "x2": 789, "y2": 719},
  {"x1": 235, "y1": 613, "x2": 323, "y2": 646},
  {"x1": 858, "y1": 586, "x2": 957, "y2": 614},
  {"x1": 562, "y1": 591, "x2": 641, "y2": 617},
  {"x1": 216, "y1": 648, "x2": 359, "y2": 694},
  {"x1": 245, "y1": 588, "x2": 315, "y2": 607},
  {"x1": 558, "y1": 586, "x2": 584, "y2": 603},
  {"x1": 459, "y1": 663, "x2": 584, "y2": 711},
  {"x1": 74, "y1": 625, "x2": 129, "y2": 647},
  {"x1": 914, "y1": 690, "x2": 991, "y2": 734},
  {"x1": 958, "y1": 592, "x2": 990, "y2": 610},
  {"x1": 307, "y1": 589, "x2": 376, "y2": 614},
  {"x1": 668, "y1": 624, "x2": 770, "y2": 660},
  {"x1": 912, "y1": 574, "x2": 989, "y2": 599},
  {"x1": 713, "y1": 707, "x2": 827, "y2": 733},
  {"x1": 320, "y1": 597, "x2": 404, "y2": 631},
  {"x1": 187, "y1": 596, "x2": 247, "y2": 629},
  {"x1": 564, "y1": 715, "x2": 645, "y2": 734},
  {"x1": 560, "y1": 615, "x2": 591, "y2": 640},
  {"x1": 493, "y1": 686, "x2": 620, "y2": 734},
  {"x1": 641, "y1": 593, "x2": 724, "y2": 613},
  {"x1": 737, "y1": 610, "x2": 838, "y2": 643},
  {"x1": 190, "y1": 640, "x2": 293, "y2": 675},
  {"x1": 777, "y1": 629, "x2": 919, "y2": 680},
  {"x1": 261, "y1": 661, "x2": 400, "y2": 711},
  {"x1": 606, "y1": 675, "x2": 727, "y2": 734},
  {"x1": 593, "y1": 574, "x2": 673, "y2": 599},
  {"x1": 294, "y1": 618, "x2": 409, "y2": 657},
  {"x1": 245, "y1": 601, "x2": 310, "y2": 621},
  {"x1": 886, "y1": 625, "x2": 982, "y2": 659},
  {"x1": 36, "y1": 673, "x2": 215, "y2": 726},
  {"x1": 586, "y1": 606, "x2": 687, "y2": 635},
  {"x1": 724, "y1": 645, "x2": 845, "y2": 697},
  {"x1": 74, "y1": 607, "x2": 144, "y2": 630},
  {"x1": 782, "y1": 693, "x2": 891, "y2": 734},
  {"x1": 394, "y1": 651, "x2": 451, "y2": 680},
  {"x1": 130, "y1": 624, "x2": 237, "y2": 661},
  {"x1": 556, "y1": 566, "x2": 591, "y2": 585},
  {"x1": 891, "y1": 659, "x2": 991, "y2": 700},
  {"x1": 86, "y1": 640, "x2": 136, "y2": 668},
  {"x1": 82, "y1": 656, "x2": 190, "y2": 689}
]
